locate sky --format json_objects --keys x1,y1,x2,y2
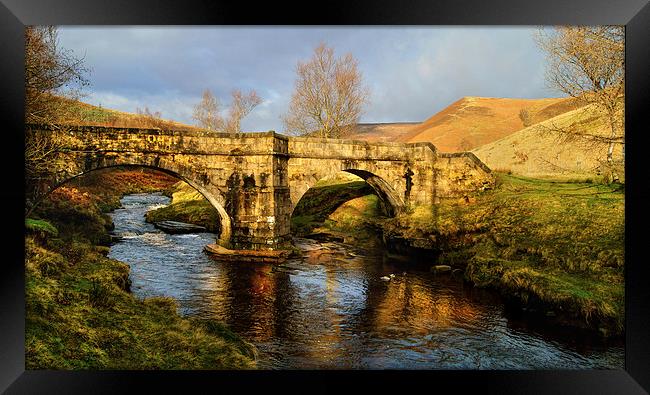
[{"x1": 57, "y1": 26, "x2": 564, "y2": 132}]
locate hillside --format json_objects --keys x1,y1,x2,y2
[
  {"x1": 346, "y1": 123, "x2": 420, "y2": 142},
  {"x1": 50, "y1": 96, "x2": 201, "y2": 131},
  {"x1": 397, "y1": 96, "x2": 582, "y2": 152},
  {"x1": 472, "y1": 104, "x2": 624, "y2": 179}
]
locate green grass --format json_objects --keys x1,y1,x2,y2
[
  {"x1": 145, "y1": 182, "x2": 221, "y2": 232},
  {"x1": 324, "y1": 194, "x2": 381, "y2": 230},
  {"x1": 26, "y1": 235, "x2": 257, "y2": 369},
  {"x1": 316, "y1": 195, "x2": 384, "y2": 245},
  {"x1": 382, "y1": 173, "x2": 625, "y2": 334},
  {"x1": 25, "y1": 218, "x2": 59, "y2": 238},
  {"x1": 26, "y1": 170, "x2": 257, "y2": 369},
  {"x1": 291, "y1": 181, "x2": 374, "y2": 235}
]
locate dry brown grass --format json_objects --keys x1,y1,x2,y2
[
  {"x1": 397, "y1": 96, "x2": 581, "y2": 152},
  {"x1": 346, "y1": 123, "x2": 421, "y2": 142},
  {"x1": 472, "y1": 104, "x2": 624, "y2": 179}
]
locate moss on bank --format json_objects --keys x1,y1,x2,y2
[
  {"x1": 316, "y1": 194, "x2": 385, "y2": 246},
  {"x1": 26, "y1": 168, "x2": 257, "y2": 369},
  {"x1": 291, "y1": 179, "x2": 374, "y2": 235},
  {"x1": 145, "y1": 182, "x2": 221, "y2": 233},
  {"x1": 382, "y1": 173, "x2": 625, "y2": 335}
]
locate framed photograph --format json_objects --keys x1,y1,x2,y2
[{"x1": 2, "y1": 0, "x2": 649, "y2": 393}]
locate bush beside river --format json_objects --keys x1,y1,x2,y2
[{"x1": 25, "y1": 168, "x2": 257, "y2": 369}]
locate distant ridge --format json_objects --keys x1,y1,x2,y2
[
  {"x1": 54, "y1": 96, "x2": 201, "y2": 131},
  {"x1": 397, "y1": 96, "x2": 581, "y2": 152},
  {"x1": 356, "y1": 122, "x2": 421, "y2": 126}
]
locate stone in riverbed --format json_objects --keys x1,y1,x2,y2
[
  {"x1": 154, "y1": 220, "x2": 208, "y2": 234},
  {"x1": 204, "y1": 243, "x2": 290, "y2": 263}
]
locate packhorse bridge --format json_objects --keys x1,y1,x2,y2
[{"x1": 27, "y1": 124, "x2": 495, "y2": 250}]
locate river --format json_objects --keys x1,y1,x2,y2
[{"x1": 107, "y1": 192, "x2": 624, "y2": 369}]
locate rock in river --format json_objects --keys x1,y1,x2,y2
[{"x1": 154, "y1": 220, "x2": 208, "y2": 234}]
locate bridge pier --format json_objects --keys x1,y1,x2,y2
[{"x1": 224, "y1": 171, "x2": 293, "y2": 250}]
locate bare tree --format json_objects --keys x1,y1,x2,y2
[
  {"x1": 535, "y1": 26, "x2": 624, "y2": 182},
  {"x1": 25, "y1": 26, "x2": 89, "y2": 214},
  {"x1": 25, "y1": 26, "x2": 89, "y2": 125},
  {"x1": 282, "y1": 43, "x2": 370, "y2": 138},
  {"x1": 224, "y1": 89, "x2": 262, "y2": 135},
  {"x1": 135, "y1": 106, "x2": 171, "y2": 130},
  {"x1": 192, "y1": 89, "x2": 223, "y2": 131}
]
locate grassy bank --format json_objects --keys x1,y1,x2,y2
[
  {"x1": 382, "y1": 173, "x2": 624, "y2": 335},
  {"x1": 26, "y1": 168, "x2": 257, "y2": 369},
  {"x1": 53, "y1": 95, "x2": 201, "y2": 131},
  {"x1": 291, "y1": 176, "x2": 374, "y2": 235},
  {"x1": 315, "y1": 194, "x2": 385, "y2": 246},
  {"x1": 145, "y1": 181, "x2": 221, "y2": 233}
]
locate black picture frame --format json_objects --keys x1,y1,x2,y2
[{"x1": 1, "y1": 0, "x2": 649, "y2": 393}]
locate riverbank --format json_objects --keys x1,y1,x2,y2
[
  {"x1": 381, "y1": 173, "x2": 625, "y2": 336},
  {"x1": 145, "y1": 181, "x2": 221, "y2": 233},
  {"x1": 25, "y1": 168, "x2": 257, "y2": 369},
  {"x1": 291, "y1": 175, "x2": 375, "y2": 236}
]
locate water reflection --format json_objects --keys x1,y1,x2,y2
[{"x1": 108, "y1": 193, "x2": 624, "y2": 369}]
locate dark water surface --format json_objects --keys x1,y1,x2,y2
[{"x1": 108, "y1": 193, "x2": 624, "y2": 369}]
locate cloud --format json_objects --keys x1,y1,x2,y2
[{"x1": 57, "y1": 27, "x2": 564, "y2": 131}]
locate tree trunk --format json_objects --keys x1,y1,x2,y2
[{"x1": 607, "y1": 115, "x2": 620, "y2": 183}]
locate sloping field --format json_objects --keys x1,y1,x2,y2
[
  {"x1": 398, "y1": 96, "x2": 581, "y2": 152},
  {"x1": 52, "y1": 96, "x2": 201, "y2": 131},
  {"x1": 472, "y1": 104, "x2": 624, "y2": 179}
]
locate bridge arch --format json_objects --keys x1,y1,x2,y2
[
  {"x1": 342, "y1": 169, "x2": 404, "y2": 217},
  {"x1": 36, "y1": 164, "x2": 232, "y2": 247},
  {"x1": 289, "y1": 168, "x2": 405, "y2": 220}
]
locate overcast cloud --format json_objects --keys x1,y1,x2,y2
[{"x1": 57, "y1": 26, "x2": 562, "y2": 132}]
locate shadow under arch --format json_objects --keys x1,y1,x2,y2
[
  {"x1": 31, "y1": 164, "x2": 232, "y2": 247},
  {"x1": 341, "y1": 169, "x2": 404, "y2": 217},
  {"x1": 289, "y1": 168, "x2": 405, "y2": 221}
]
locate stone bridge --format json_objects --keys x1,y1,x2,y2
[{"x1": 27, "y1": 124, "x2": 495, "y2": 250}]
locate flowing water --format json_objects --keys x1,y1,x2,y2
[{"x1": 108, "y1": 193, "x2": 624, "y2": 369}]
